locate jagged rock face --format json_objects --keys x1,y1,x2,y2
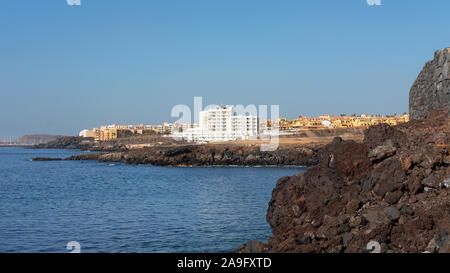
[
  {"x1": 238, "y1": 110, "x2": 449, "y2": 253},
  {"x1": 409, "y1": 48, "x2": 450, "y2": 120},
  {"x1": 66, "y1": 143, "x2": 318, "y2": 167}
]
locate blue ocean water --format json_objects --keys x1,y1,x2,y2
[{"x1": 0, "y1": 147, "x2": 305, "y2": 253}]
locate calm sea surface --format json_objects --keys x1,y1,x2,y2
[{"x1": 0, "y1": 147, "x2": 305, "y2": 253}]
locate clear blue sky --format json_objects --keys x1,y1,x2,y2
[{"x1": 1, "y1": 0, "x2": 449, "y2": 137}]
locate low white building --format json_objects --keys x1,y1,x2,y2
[
  {"x1": 322, "y1": 120, "x2": 331, "y2": 127},
  {"x1": 172, "y1": 106, "x2": 259, "y2": 142},
  {"x1": 78, "y1": 129, "x2": 96, "y2": 138}
]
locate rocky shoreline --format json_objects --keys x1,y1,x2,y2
[
  {"x1": 30, "y1": 157, "x2": 63, "y2": 161},
  {"x1": 235, "y1": 47, "x2": 450, "y2": 254},
  {"x1": 30, "y1": 138, "x2": 320, "y2": 167},
  {"x1": 63, "y1": 144, "x2": 318, "y2": 167},
  {"x1": 28, "y1": 126, "x2": 370, "y2": 167},
  {"x1": 31, "y1": 135, "x2": 186, "y2": 152},
  {"x1": 236, "y1": 111, "x2": 449, "y2": 253},
  {"x1": 31, "y1": 136, "x2": 128, "y2": 151}
]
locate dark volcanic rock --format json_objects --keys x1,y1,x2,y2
[
  {"x1": 31, "y1": 135, "x2": 180, "y2": 152},
  {"x1": 384, "y1": 190, "x2": 403, "y2": 205},
  {"x1": 346, "y1": 199, "x2": 362, "y2": 213},
  {"x1": 242, "y1": 109, "x2": 449, "y2": 253},
  {"x1": 409, "y1": 47, "x2": 450, "y2": 120},
  {"x1": 234, "y1": 241, "x2": 268, "y2": 253},
  {"x1": 364, "y1": 124, "x2": 407, "y2": 151},
  {"x1": 372, "y1": 158, "x2": 405, "y2": 197},
  {"x1": 368, "y1": 140, "x2": 397, "y2": 162},
  {"x1": 422, "y1": 175, "x2": 440, "y2": 189},
  {"x1": 384, "y1": 207, "x2": 401, "y2": 221},
  {"x1": 33, "y1": 136, "x2": 97, "y2": 150},
  {"x1": 17, "y1": 134, "x2": 64, "y2": 145},
  {"x1": 433, "y1": 230, "x2": 450, "y2": 252},
  {"x1": 66, "y1": 144, "x2": 317, "y2": 167},
  {"x1": 65, "y1": 153, "x2": 105, "y2": 161},
  {"x1": 31, "y1": 157, "x2": 63, "y2": 161}
]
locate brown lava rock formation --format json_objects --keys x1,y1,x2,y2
[
  {"x1": 66, "y1": 143, "x2": 317, "y2": 167},
  {"x1": 237, "y1": 110, "x2": 449, "y2": 253},
  {"x1": 410, "y1": 47, "x2": 450, "y2": 120}
]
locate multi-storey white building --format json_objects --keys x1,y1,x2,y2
[
  {"x1": 172, "y1": 106, "x2": 259, "y2": 142},
  {"x1": 78, "y1": 129, "x2": 97, "y2": 138}
]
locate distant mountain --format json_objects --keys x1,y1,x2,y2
[{"x1": 15, "y1": 134, "x2": 66, "y2": 145}]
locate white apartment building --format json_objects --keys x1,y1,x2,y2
[
  {"x1": 172, "y1": 106, "x2": 259, "y2": 142},
  {"x1": 78, "y1": 129, "x2": 96, "y2": 138}
]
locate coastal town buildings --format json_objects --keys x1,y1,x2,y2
[
  {"x1": 279, "y1": 114, "x2": 410, "y2": 131},
  {"x1": 172, "y1": 106, "x2": 259, "y2": 142},
  {"x1": 78, "y1": 129, "x2": 97, "y2": 138},
  {"x1": 78, "y1": 113, "x2": 410, "y2": 142}
]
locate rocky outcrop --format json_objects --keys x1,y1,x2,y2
[
  {"x1": 35, "y1": 128, "x2": 367, "y2": 167},
  {"x1": 239, "y1": 110, "x2": 449, "y2": 253},
  {"x1": 235, "y1": 241, "x2": 269, "y2": 253},
  {"x1": 32, "y1": 136, "x2": 98, "y2": 150},
  {"x1": 238, "y1": 48, "x2": 450, "y2": 253},
  {"x1": 16, "y1": 134, "x2": 65, "y2": 145},
  {"x1": 31, "y1": 157, "x2": 63, "y2": 161},
  {"x1": 66, "y1": 144, "x2": 318, "y2": 167},
  {"x1": 32, "y1": 135, "x2": 186, "y2": 151},
  {"x1": 410, "y1": 47, "x2": 450, "y2": 120}
]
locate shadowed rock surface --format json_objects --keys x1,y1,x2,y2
[
  {"x1": 34, "y1": 128, "x2": 369, "y2": 166},
  {"x1": 21, "y1": 135, "x2": 65, "y2": 145},
  {"x1": 238, "y1": 110, "x2": 449, "y2": 253},
  {"x1": 30, "y1": 157, "x2": 63, "y2": 161},
  {"x1": 32, "y1": 136, "x2": 98, "y2": 150},
  {"x1": 410, "y1": 47, "x2": 450, "y2": 120},
  {"x1": 65, "y1": 144, "x2": 318, "y2": 167},
  {"x1": 32, "y1": 135, "x2": 185, "y2": 151}
]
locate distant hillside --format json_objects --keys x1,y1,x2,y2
[{"x1": 16, "y1": 134, "x2": 66, "y2": 145}]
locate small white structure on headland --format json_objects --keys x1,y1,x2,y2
[
  {"x1": 172, "y1": 105, "x2": 259, "y2": 142},
  {"x1": 322, "y1": 120, "x2": 331, "y2": 127},
  {"x1": 78, "y1": 129, "x2": 96, "y2": 138}
]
